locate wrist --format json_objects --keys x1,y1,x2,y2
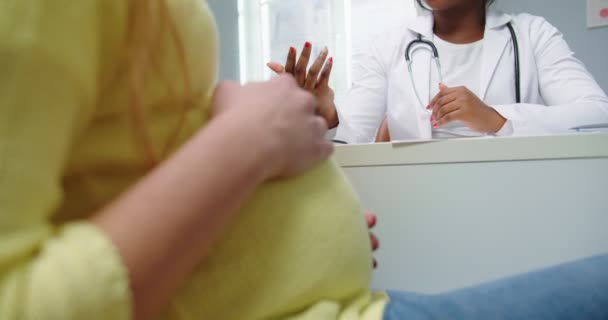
[
  {"x1": 204, "y1": 111, "x2": 273, "y2": 184},
  {"x1": 486, "y1": 107, "x2": 507, "y2": 133}
]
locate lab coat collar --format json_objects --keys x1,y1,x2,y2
[
  {"x1": 406, "y1": 5, "x2": 513, "y2": 38},
  {"x1": 486, "y1": 6, "x2": 514, "y2": 29},
  {"x1": 407, "y1": 13, "x2": 433, "y2": 39}
]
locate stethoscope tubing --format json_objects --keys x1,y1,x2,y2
[{"x1": 405, "y1": 22, "x2": 521, "y2": 115}]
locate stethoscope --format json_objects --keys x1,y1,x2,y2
[{"x1": 405, "y1": 22, "x2": 521, "y2": 115}]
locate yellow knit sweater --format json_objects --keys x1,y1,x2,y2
[{"x1": 0, "y1": 1, "x2": 387, "y2": 319}]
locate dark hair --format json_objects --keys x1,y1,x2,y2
[{"x1": 416, "y1": 0, "x2": 496, "y2": 10}]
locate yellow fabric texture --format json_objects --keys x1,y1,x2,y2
[{"x1": 0, "y1": 1, "x2": 388, "y2": 319}]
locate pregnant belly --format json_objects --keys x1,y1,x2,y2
[{"x1": 164, "y1": 160, "x2": 372, "y2": 320}]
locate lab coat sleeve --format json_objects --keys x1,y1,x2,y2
[
  {"x1": 335, "y1": 37, "x2": 389, "y2": 143},
  {"x1": 492, "y1": 17, "x2": 608, "y2": 135}
]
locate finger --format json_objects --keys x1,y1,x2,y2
[
  {"x1": 434, "y1": 106, "x2": 462, "y2": 127},
  {"x1": 294, "y1": 42, "x2": 312, "y2": 86},
  {"x1": 317, "y1": 56, "x2": 333, "y2": 89},
  {"x1": 285, "y1": 47, "x2": 297, "y2": 74},
  {"x1": 429, "y1": 91, "x2": 443, "y2": 111},
  {"x1": 426, "y1": 91, "x2": 447, "y2": 110},
  {"x1": 435, "y1": 101, "x2": 460, "y2": 121},
  {"x1": 304, "y1": 47, "x2": 329, "y2": 91},
  {"x1": 365, "y1": 211, "x2": 377, "y2": 228},
  {"x1": 370, "y1": 233, "x2": 380, "y2": 251},
  {"x1": 431, "y1": 93, "x2": 458, "y2": 120},
  {"x1": 430, "y1": 85, "x2": 459, "y2": 109},
  {"x1": 267, "y1": 62, "x2": 285, "y2": 74},
  {"x1": 439, "y1": 84, "x2": 465, "y2": 95}
]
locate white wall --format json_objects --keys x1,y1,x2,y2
[
  {"x1": 208, "y1": 0, "x2": 608, "y2": 91},
  {"x1": 207, "y1": 0, "x2": 240, "y2": 81}
]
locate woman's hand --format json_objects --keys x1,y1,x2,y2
[
  {"x1": 95, "y1": 75, "x2": 332, "y2": 320},
  {"x1": 365, "y1": 211, "x2": 380, "y2": 268},
  {"x1": 429, "y1": 84, "x2": 506, "y2": 133},
  {"x1": 267, "y1": 42, "x2": 339, "y2": 129},
  {"x1": 212, "y1": 75, "x2": 334, "y2": 180}
]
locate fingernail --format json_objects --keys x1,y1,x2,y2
[
  {"x1": 304, "y1": 41, "x2": 311, "y2": 48},
  {"x1": 289, "y1": 47, "x2": 295, "y2": 53},
  {"x1": 373, "y1": 260, "x2": 378, "y2": 268},
  {"x1": 328, "y1": 57, "x2": 333, "y2": 63},
  {"x1": 426, "y1": 105, "x2": 431, "y2": 110},
  {"x1": 432, "y1": 123, "x2": 439, "y2": 128},
  {"x1": 322, "y1": 46, "x2": 328, "y2": 54}
]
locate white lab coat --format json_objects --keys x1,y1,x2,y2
[{"x1": 335, "y1": 8, "x2": 608, "y2": 143}]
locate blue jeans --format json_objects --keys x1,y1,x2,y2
[{"x1": 384, "y1": 254, "x2": 608, "y2": 320}]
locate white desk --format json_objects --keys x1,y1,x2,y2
[{"x1": 335, "y1": 133, "x2": 608, "y2": 293}]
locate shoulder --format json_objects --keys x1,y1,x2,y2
[
  {"x1": 0, "y1": 0, "x2": 117, "y2": 100},
  {"x1": 364, "y1": 20, "x2": 417, "y2": 64},
  {"x1": 509, "y1": 12, "x2": 568, "y2": 56},
  {"x1": 367, "y1": 24, "x2": 411, "y2": 48},
  {"x1": 510, "y1": 13, "x2": 561, "y2": 39},
  {"x1": 0, "y1": 0, "x2": 122, "y2": 74},
  {"x1": 0, "y1": 0, "x2": 111, "y2": 48}
]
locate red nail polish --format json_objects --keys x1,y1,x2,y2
[
  {"x1": 373, "y1": 260, "x2": 378, "y2": 268},
  {"x1": 433, "y1": 123, "x2": 439, "y2": 128},
  {"x1": 304, "y1": 41, "x2": 311, "y2": 48},
  {"x1": 426, "y1": 105, "x2": 431, "y2": 110},
  {"x1": 328, "y1": 57, "x2": 333, "y2": 63},
  {"x1": 289, "y1": 47, "x2": 295, "y2": 53}
]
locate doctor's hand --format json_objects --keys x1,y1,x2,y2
[
  {"x1": 267, "y1": 42, "x2": 339, "y2": 129},
  {"x1": 430, "y1": 84, "x2": 507, "y2": 134}
]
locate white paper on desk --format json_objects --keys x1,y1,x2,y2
[
  {"x1": 391, "y1": 136, "x2": 495, "y2": 147},
  {"x1": 570, "y1": 123, "x2": 608, "y2": 133}
]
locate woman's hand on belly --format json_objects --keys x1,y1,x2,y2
[{"x1": 211, "y1": 76, "x2": 335, "y2": 180}]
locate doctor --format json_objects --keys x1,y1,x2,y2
[{"x1": 268, "y1": 0, "x2": 608, "y2": 143}]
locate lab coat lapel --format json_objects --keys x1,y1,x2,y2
[
  {"x1": 407, "y1": 12, "x2": 434, "y2": 40},
  {"x1": 479, "y1": 10, "x2": 513, "y2": 100},
  {"x1": 407, "y1": 14, "x2": 434, "y2": 112}
]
